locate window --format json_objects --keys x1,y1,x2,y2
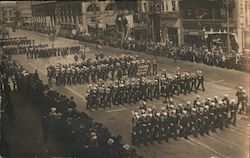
[
  {"x1": 73, "y1": 16, "x2": 76, "y2": 23},
  {"x1": 162, "y1": 2, "x2": 165, "y2": 11},
  {"x1": 9, "y1": 10, "x2": 13, "y2": 16},
  {"x1": 79, "y1": 16, "x2": 82, "y2": 24},
  {"x1": 91, "y1": 16, "x2": 96, "y2": 22},
  {"x1": 172, "y1": 1, "x2": 176, "y2": 11},
  {"x1": 105, "y1": 3, "x2": 115, "y2": 11},
  {"x1": 143, "y1": 3, "x2": 147, "y2": 12},
  {"x1": 87, "y1": 4, "x2": 99, "y2": 12}
]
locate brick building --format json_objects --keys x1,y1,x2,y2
[{"x1": 31, "y1": 1, "x2": 116, "y2": 33}]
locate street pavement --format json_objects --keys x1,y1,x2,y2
[{"x1": 7, "y1": 29, "x2": 250, "y2": 158}]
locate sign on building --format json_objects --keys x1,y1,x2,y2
[{"x1": 239, "y1": 0, "x2": 246, "y2": 28}]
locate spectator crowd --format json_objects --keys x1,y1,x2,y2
[
  {"x1": 1, "y1": 38, "x2": 142, "y2": 158},
  {"x1": 19, "y1": 26, "x2": 250, "y2": 72}
]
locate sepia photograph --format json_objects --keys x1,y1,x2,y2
[{"x1": 0, "y1": 0, "x2": 249, "y2": 158}]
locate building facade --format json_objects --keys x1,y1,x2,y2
[
  {"x1": 235, "y1": 0, "x2": 250, "y2": 51},
  {"x1": 0, "y1": 1, "x2": 17, "y2": 26},
  {"x1": 139, "y1": 0, "x2": 182, "y2": 45},
  {"x1": 179, "y1": 0, "x2": 237, "y2": 50},
  {"x1": 16, "y1": 1, "x2": 33, "y2": 26},
  {"x1": 31, "y1": 1, "x2": 116, "y2": 33}
]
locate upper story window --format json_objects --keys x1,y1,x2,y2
[
  {"x1": 149, "y1": 2, "x2": 161, "y2": 12},
  {"x1": 105, "y1": 3, "x2": 115, "y2": 11},
  {"x1": 87, "y1": 4, "x2": 100, "y2": 12},
  {"x1": 143, "y1": 2, "x2": 147, "y2": 12},
  {"x1": 162, "y1": 2, "x2": 165, "y2": 11},
  {"x1": 9, "y1": 10, "x2": 13, "y2": 16},
  {"x1": 172, "y1": 1, "x2": 176, "y2": 11}
]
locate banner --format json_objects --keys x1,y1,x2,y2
[{"x1": 137, "y1": 65, "x2": 149, "y2": 76}]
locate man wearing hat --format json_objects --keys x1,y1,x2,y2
[
  {"x1": 196, "y1": 71, "x2": 205, "y2": 91},
  {"x1": 169, "y1": 110, "x2": 178, "y2": 140},
  {"x1": 236, "y1": 87, "x2": 245, "y2": 114},
  {"x1": 41, "y1": 115, "x2": 50, "y2": 143},
  {"x1": 179, "y1": 110, "x2": 190, "y2": 139},
  {"x1": 229, "y1": 99, "x2": 237, "y2": 126},
  {"x1": 152, "y1": 60, "x2": 157, "y2": 75}
]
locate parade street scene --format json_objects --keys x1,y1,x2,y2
[{"x1": 0, "y1": 1, "x2": 249, "y2": 158}]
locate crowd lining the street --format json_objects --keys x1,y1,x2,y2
[
  {"x1": 75, "y1": 34, "x2": 249, "y2": 72},
  {"x1": 0, "y1": 38, "x2": 142, "y2": 158},
  {"x1": 20, "y1": 25, "x2": 249, "y2": 72},
  {"x1": 0, "y1": 35, "x2": 249, "y2": 157}
]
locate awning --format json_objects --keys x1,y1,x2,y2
[
  {"x1": 184, "y1": 30, "x2": 204, "y2": 36},
  {"x1": 160, "y1": 19, "x2": 178, "y2": 28}
]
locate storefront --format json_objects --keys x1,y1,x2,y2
[
  {"x1": 184, "y1": 30, "x2": 205, "y2": 47},
  {"x1": 160, "y1": 12, "x2": 180, "y2": 46}
]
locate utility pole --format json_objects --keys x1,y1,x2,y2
[
  {"x1": 226, "y1": 0, "x2": 231, "y2": 54},
  {"x1": 93, "y1": 0, "x2": 99, "y2": 34}
]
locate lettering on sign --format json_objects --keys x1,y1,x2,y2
[{"x1": 137, "y1": 65, "x2": 149, "y2": 76}]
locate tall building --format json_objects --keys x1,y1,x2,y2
[
  {"x1": 0, "y1": 1, "x2": 17, "y2": 26},
  {"x1": 179, "y1": 0, "x2": 237, "y2": 50},
  {"x1": 114, "y1": 0, "x2": 145, "y2": 40},
  {"x1": 31, "y1": 1, "x2": 116, "y2": 33},
  {"x1": 139, "y1": 0, "x2": 182, "y2": 45},
  {"x1": 235, "y1": 0, "x2": 250, "y2": 51},
  {"x1": 16, "y1": 1, "x2": 33, "y2": 26}
]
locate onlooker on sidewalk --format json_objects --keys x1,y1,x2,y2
[{"x1": 41, "y1": 115, "x2": 50, "y2": 143}]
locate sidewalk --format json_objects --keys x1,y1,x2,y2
[{"x1": 5, "y1": 92, "x2": 78, "y2": 157}]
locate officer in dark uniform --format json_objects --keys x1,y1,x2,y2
[
  {"x1": 216, "y1": 101, "x2": 224, "y2": 130},
  {"x1": 190, "y1": 108, "x2": 198, "y2": 137},
  {"x1": 170, "y1": 110, "x2": 178, "y2": 140},
  {"x1": 203, "y1": 105, "x2": 210, "y2": 135},
  {"x1": 153, "y1": 78, "x2": 160, "y2": 99},
  {"x1": 162, "y1": 112, "x2": 170, "y2": 142},
  {"x1": 85, "y1": 89, "x2": 91, "y2": 109},
  {"x1": 229, "y1": 99, "x2": 237, "y2": 126},
  {"x1": 152, "y1": 60, "x2": 157, "y2": 75},
  {"x1": 172, "y1": 75, "x2": 180, "y2": 95}
]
